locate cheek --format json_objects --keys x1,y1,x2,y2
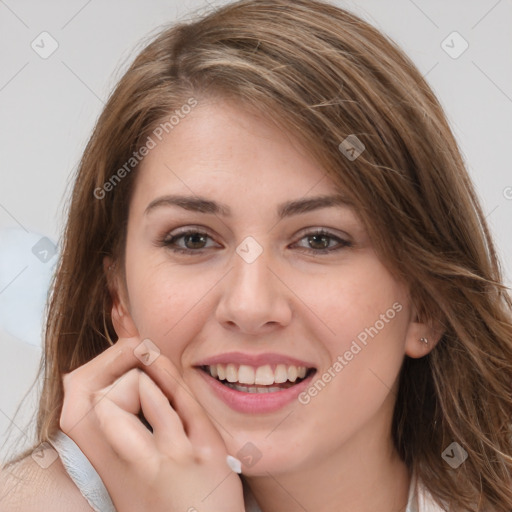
[
  {"x1": 288, "y1": 254, "x2": 409, "y2": 357},
  {"x1": 295, "y1": 261, "x2": 409, "y2": 429},
  {"x1": 291, "y1": 259, "x2": 409, "y2": 407},
  {"x1": 124, "y1": 255, "x2": 219, "y2": 358}
]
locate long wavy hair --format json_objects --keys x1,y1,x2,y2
[{"x1": 6, "y1": 1, "x2": 512, "y2": 510}]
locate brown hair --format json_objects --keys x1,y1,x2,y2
[{"x1": 8, "y1": 0, "x2": 512, "y2": 509}]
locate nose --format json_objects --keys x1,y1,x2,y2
[{"x1": 215, "y1": 246, "x2": 293, "y2": 335}]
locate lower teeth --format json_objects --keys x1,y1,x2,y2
[{"x1": 222, "y1": 381, "x2": 296, "y2": 393}]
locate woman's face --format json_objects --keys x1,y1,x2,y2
[{"x1": 114, "y1": 98, "x2": 425, "y2": 475}]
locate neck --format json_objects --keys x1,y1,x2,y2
[{"x1": 243, "y1": 434, "x2": 411, "y2": 512}]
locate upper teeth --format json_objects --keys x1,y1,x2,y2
[{"x1": 208, "y1": 364, "x2": 308, "y2": 385}]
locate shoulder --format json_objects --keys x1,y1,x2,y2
[{"x1": 0, "y1": 453, "x2": 94, "y2": 512}]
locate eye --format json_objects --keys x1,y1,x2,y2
[
  {"x1": 161, "y1": 229, "x2": 220, "y2": 254},
  {"x1": 158, "y1": 227, "x2": 351, "y2": 255},
  {"x1": 292, "y1": 229, "x2": 351, "y2": 254}
]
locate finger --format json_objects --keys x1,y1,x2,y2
[
  {"x1": 138, "y1": 372, "x2": 190, "y2": 453},
  {"x1": 93, "y1": 393, "x2": 155, "y2": 469},
  {"x1": 97, "y1": 370, "x2": 192, "y2": 458},
  {"x1": 97, "y1": 368, "x2": 143, "y2": 415},
  {"x1": 61, "y1": 367, "x2": 142, "y2": 457},
  {"x1": 141, "y1": 353, "x2": 227, "y2": 449},
  {"x1": 59, "y1": 375, "x2": 145, "y2": 493},
  {"x1": 60, "y1": 336, "x2": 143, "y2": 438},
  {"x1": 65, "y1": 336, "x2": 142, "y2": 392}
]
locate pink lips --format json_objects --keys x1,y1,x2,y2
[{"x1": 194, "y1": 351, "x2": 317, "y2": 414}]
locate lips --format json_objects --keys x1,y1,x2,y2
[{"x1": 194, "y1": 352, "x2": 317, "y2": 413}]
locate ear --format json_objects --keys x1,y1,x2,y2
[
  {"x1": 103, "y1": 256, "x2": 139, "y2": 340},
  {"x1": 404, "y1": 302, "x2": 444, "y2": 359}
]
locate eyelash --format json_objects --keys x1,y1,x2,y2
[{"x1": 159, "y1": 228, "x2": 352, "y2": 255}]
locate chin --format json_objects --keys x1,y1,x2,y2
[{"x1": 223, "y1": 432, "x2": 309, "y2": 477}]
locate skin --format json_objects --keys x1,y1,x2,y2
[{"x1": 65, "y1": 97, "x2": 441, "y2": 512}]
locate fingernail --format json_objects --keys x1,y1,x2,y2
[{"x1": 226, "y1": 454, "x2": 242, "y2": 473}]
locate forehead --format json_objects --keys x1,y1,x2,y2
[{"x1": 130, "y1": 99, "x2": 342, "y2": 209}]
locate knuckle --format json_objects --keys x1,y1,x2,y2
[
  {"x1": 61, "y1": 371, "x2": 73, "y2": 391},
  {"x1": 91, "y1": 388, "x2": 107, "y2": 407},
  {"x1": 128, "y1": 367, "x2": 143, "y2": 380},
  {"x1": 171, "y1": 443, "x2": 194, "y2": 463},
  {"x1": 61, "y1": 367, "x2": 84, "y2": 393},
  {"x1": 59, "y1": 400, "x2": 77, "y2": 434},
  {"x1": 59, "y1": 411, "x2": 71, "y2": 433},
  {"x1": 193, "y1": 444, "x2": 216, "y2": 463}
]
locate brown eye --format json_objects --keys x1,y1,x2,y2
[
  {"x1": 182, "y1": 232, "x2": 208, "y2": 249},
  {"x1": 307, "y1": 234, "x2": 331, "y2": 250},
  {"x1": 162, "y1": 229, "x2": 220, "y2": 254},
  {"x1": 293, "y1": 229, "x2": 351, "y2": 254}
]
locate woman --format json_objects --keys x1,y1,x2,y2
[{"x1": 1, "y1": 0, "x2": 511, "y2": 510}]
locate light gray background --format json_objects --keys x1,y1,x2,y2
[{"x1": 1, "y1": 0, "x2": 511, "y2": 459}]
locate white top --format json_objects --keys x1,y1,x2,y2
[{"x1": 49, "y1": 430, "x2": 446, "y2": 512}]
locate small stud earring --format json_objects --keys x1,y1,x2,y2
[{"x1": 420, "y1": 337, "x2": 428, "y2": 344}]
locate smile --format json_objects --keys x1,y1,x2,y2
[
  {"x1": 196, "y1": 357, "x2": 317, "y2": 413},
  {"x1": 201, "y1": 363, "x2": 313, "y2": 392}
]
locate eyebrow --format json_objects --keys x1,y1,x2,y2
[{"x1": 144, "y1": 193, "x2": 354, "y2": 219}]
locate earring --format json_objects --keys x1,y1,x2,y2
[{"x1": 420, "y1": 337, "x2": 428, "y2": 344}]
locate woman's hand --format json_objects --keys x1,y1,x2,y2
[{"x1": 60, "y1": 336, "x2": 245, "y2": 512}]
